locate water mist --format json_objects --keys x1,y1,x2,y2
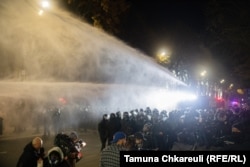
[{"x1": 0, "y1": 0, "x2": 185, "y2": 132}]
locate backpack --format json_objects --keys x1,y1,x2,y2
[{"x1": 54, "y1": 133, "x2": 76, "y2": 156}]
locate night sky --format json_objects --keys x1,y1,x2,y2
[
  {"x1": 121, "y1": 0, "x2": 206, "y2": 55},
  {"x1": 119, "y1": 0, "x2": 218, "y2": 82},
  {"x1": 60, "y1": 0, "x2": 250, "y2": 86},
  {"x1": 118, "y1": 0, "x2": 250, "y2": 87}
]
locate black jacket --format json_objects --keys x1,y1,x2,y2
[{"x1": 16, "y1": 142, "x2": 44, "y2": 167}]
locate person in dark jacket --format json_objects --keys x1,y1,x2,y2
[
  {"x1": 43, "y1": 146, "x2": 70, "y2": 167},
  {"x1": 107, "y1": 113, "x2": 121, "y2": 145},
  {"x1": 98, "y1": 114, "x2": 109, "y2": 151},
  {"x1": 16, "y1": 137, "x2": 45, "y2": 167},
  {"x1": 67, "y1": 131, "x2": 85, "y2": 167},
  {"x1": 121, "y1": 112, "x2": 136, "y2": 136}
]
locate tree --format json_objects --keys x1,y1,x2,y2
[
  {"x1": 61, "y1": 0, "x2": 130, "y2": 35},
  {"x1": 204, "y1": 0, "x2": 250, "y2": 87}
]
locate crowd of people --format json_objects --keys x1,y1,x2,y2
[
  {"x1": 98, "y1": 106, "x2": 250, "y2": 151},
  {"x1": 98, "y1": 106, "x2": 250, "y2": 166},
  {"x1": 16, "y1": 104, "x2": 250, "y2": 167}
]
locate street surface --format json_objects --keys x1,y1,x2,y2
[
  {"x1": 0, "y1": 128, "x2": 231, "y2": 167},
  {"x1": 0, "y1": 129, "x2": 100, "y2": 167}
]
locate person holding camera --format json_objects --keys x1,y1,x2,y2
[
  {"x1": 16, "y1": 137, "x2": 45, "y2": 167},
  {"x1": 68, "y1": 131, "x2": 85, "y2": 167}
]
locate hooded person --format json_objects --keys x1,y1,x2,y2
[{"x1": 43, "y1": 146, "x2": 70, "y2": 167}]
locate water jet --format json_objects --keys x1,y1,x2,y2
[{"x1": 0, "y1": 0, "x2": 186, "y2": 131}]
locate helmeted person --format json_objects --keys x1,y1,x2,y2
[
  {"x1": 107, "y1": 113, "x2": 121, "y2": 145},
  {"x1": 16, "y1": 137, "x2": 45, "y2": 167},
  {"x1": 43, "y1": 147, "x2": 70, "y2": 167},
  {"x1": 121, "y1": 111, "x2": 136, "y2": 136},
  {"x1": 43, "y1": 107, "x2": 52, "y2": 139},
  {"x1": 98, "y1": 114, "x2": 109, "y2": 151},
  {"x1": 100, "y1": 131, "x2": 127, "y2": 167},
  {"x1": 116, "y1": 111, "x2": 122, "y2": 123},
  {"x1": 52, "y1": 107, "x2": 61, "y2": 135}
]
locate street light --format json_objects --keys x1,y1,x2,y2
[
  {"x1": 156, "y1": 49, "x2": 171, "y2": 65},
  {"x1": 41, "y1": 1, "x2": 50, "y2": 8},
  {"x1": 229, "y1": 83, "x2": 234, "y2": 89},
  {"x1": 200, "y1": 70, "x2": 207, "y2": 77},
  {"x1": 198, "y1": 70, "x2": 208, "y2": 96},
  {"x1": 220, "y1": 79, "x2": 225, "y2": 84},
  {"x1": 38, "y1": 0, "x2": 51, "y2": 16}
]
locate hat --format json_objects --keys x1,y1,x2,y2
[{"x1": 112, "y1": 132, "x2": 126, "y2": 143}]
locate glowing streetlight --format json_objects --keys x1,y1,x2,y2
[
  {"x1": 200, "y1": 70, "x2": 207, "y2": 77},
  {"x1": 220, "y1": 79, "x2": 225, "y2": 84},
  {"x1": 160, "y1": 51, "x2": 166, "y2": 56},
  {"x1": 156, "y1": 49, "x2": 171, "y2": 64},
  {"x1": 38, "y1": 0, "x2": 51, "y2": 16},
  {"x1": 41, "y1": 1, "x2": 50, "y2": 8},
  {"x1": 229, "y1": 83, "x2": 234, "y2": 89}
]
